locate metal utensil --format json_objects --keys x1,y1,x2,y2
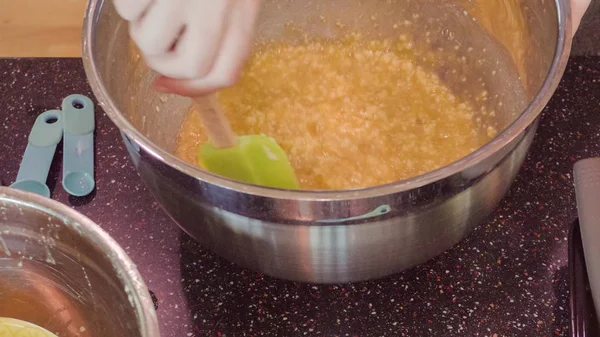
[
  {"x1": 574, "y1": 158, "x2": 600, "y2": 326},
  {"x1": 0, "y1": 187, "x2": 160, "y2": 337},
  {"x1": 83, "y1": 0, "x2": 573, "y2": 283}
]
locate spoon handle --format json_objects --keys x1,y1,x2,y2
[
  {"x1": 10, "y1": 110, "x2": 63, "y2": 198},
  {"x1": 192, "y1": 95, "x2": 237, "y2": 149}
]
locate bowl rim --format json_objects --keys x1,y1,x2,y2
[
  {"x1": 82, "y1": 0, "x2": 573, "y2": 201},
  {"x1": 0, "y1": 187, "x2": 161, "y2": 337}
]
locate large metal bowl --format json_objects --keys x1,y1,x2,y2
[
  {"x1": 82, "y1": 0, "x2": 572, "y2": 283},
  {"x1": 0, "y1": 187, "x2": 159, "y2": 336}
]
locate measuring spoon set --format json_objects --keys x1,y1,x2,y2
[{"x1": 10, "y1": 94, "x2": 96, "y2": 198}]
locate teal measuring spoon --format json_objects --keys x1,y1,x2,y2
[
  {"x1": 10, "y1": 110, "x2": 63, "y2": 197},
  {"x1": 61, "y1": 94, "x2": 96, "y2": 197}
]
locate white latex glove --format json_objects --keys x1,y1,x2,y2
[
  {"x1": 572, "y1": 0, "x2": 591, "y2": 32},
  {"x1": 113, "y1": 0, "x2": 261, "y2": 96}
]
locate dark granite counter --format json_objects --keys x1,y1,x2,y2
[{"x1": 1, "y1": 54, "x2": 599, "y2": 336}]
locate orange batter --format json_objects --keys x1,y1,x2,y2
[{"x1": 175, "y1": 33, "x2": 495, "y2": 190}]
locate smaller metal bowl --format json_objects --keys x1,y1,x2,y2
[{"x1": 0, "y1": 187, "x2": 159, "y2": 337}]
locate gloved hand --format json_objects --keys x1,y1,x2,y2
[
  {"x1": 113, "y1": 0, "x2": 261, "y2": 97},
  {"x1": 572, "y1": 0, "x2": 591, "y2": 32}
]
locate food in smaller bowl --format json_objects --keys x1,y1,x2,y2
[{"x1": 0, "y1": 317, "x2": 58, "y2": 337}]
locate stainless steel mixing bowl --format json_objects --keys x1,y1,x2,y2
[
  {"x1": 0, "y1": 187, "x2": 160, "y2": 337},
  {"x1": 82, "y1": 0, "x2": 572, "y2": 283}
]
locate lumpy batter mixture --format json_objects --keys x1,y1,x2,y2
[{"x1": 175, "y1": 34, "x2": 495, "y2": 190}]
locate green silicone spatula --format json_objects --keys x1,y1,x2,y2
[{"x1": 193, "y1": 95, "x2": 299, "y2": 189}]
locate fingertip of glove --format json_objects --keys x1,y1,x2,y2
[{"x1": 113, "y1": 0, "x2": 150, "y2": 21}]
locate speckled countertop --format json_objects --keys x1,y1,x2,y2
[{"x1": 1, "y1": 56, "x2": 599, "y2": 337}]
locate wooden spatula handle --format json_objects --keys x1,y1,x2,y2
[{"x1": 192, "y1": 95, "x2": 237, "y2": 148}]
